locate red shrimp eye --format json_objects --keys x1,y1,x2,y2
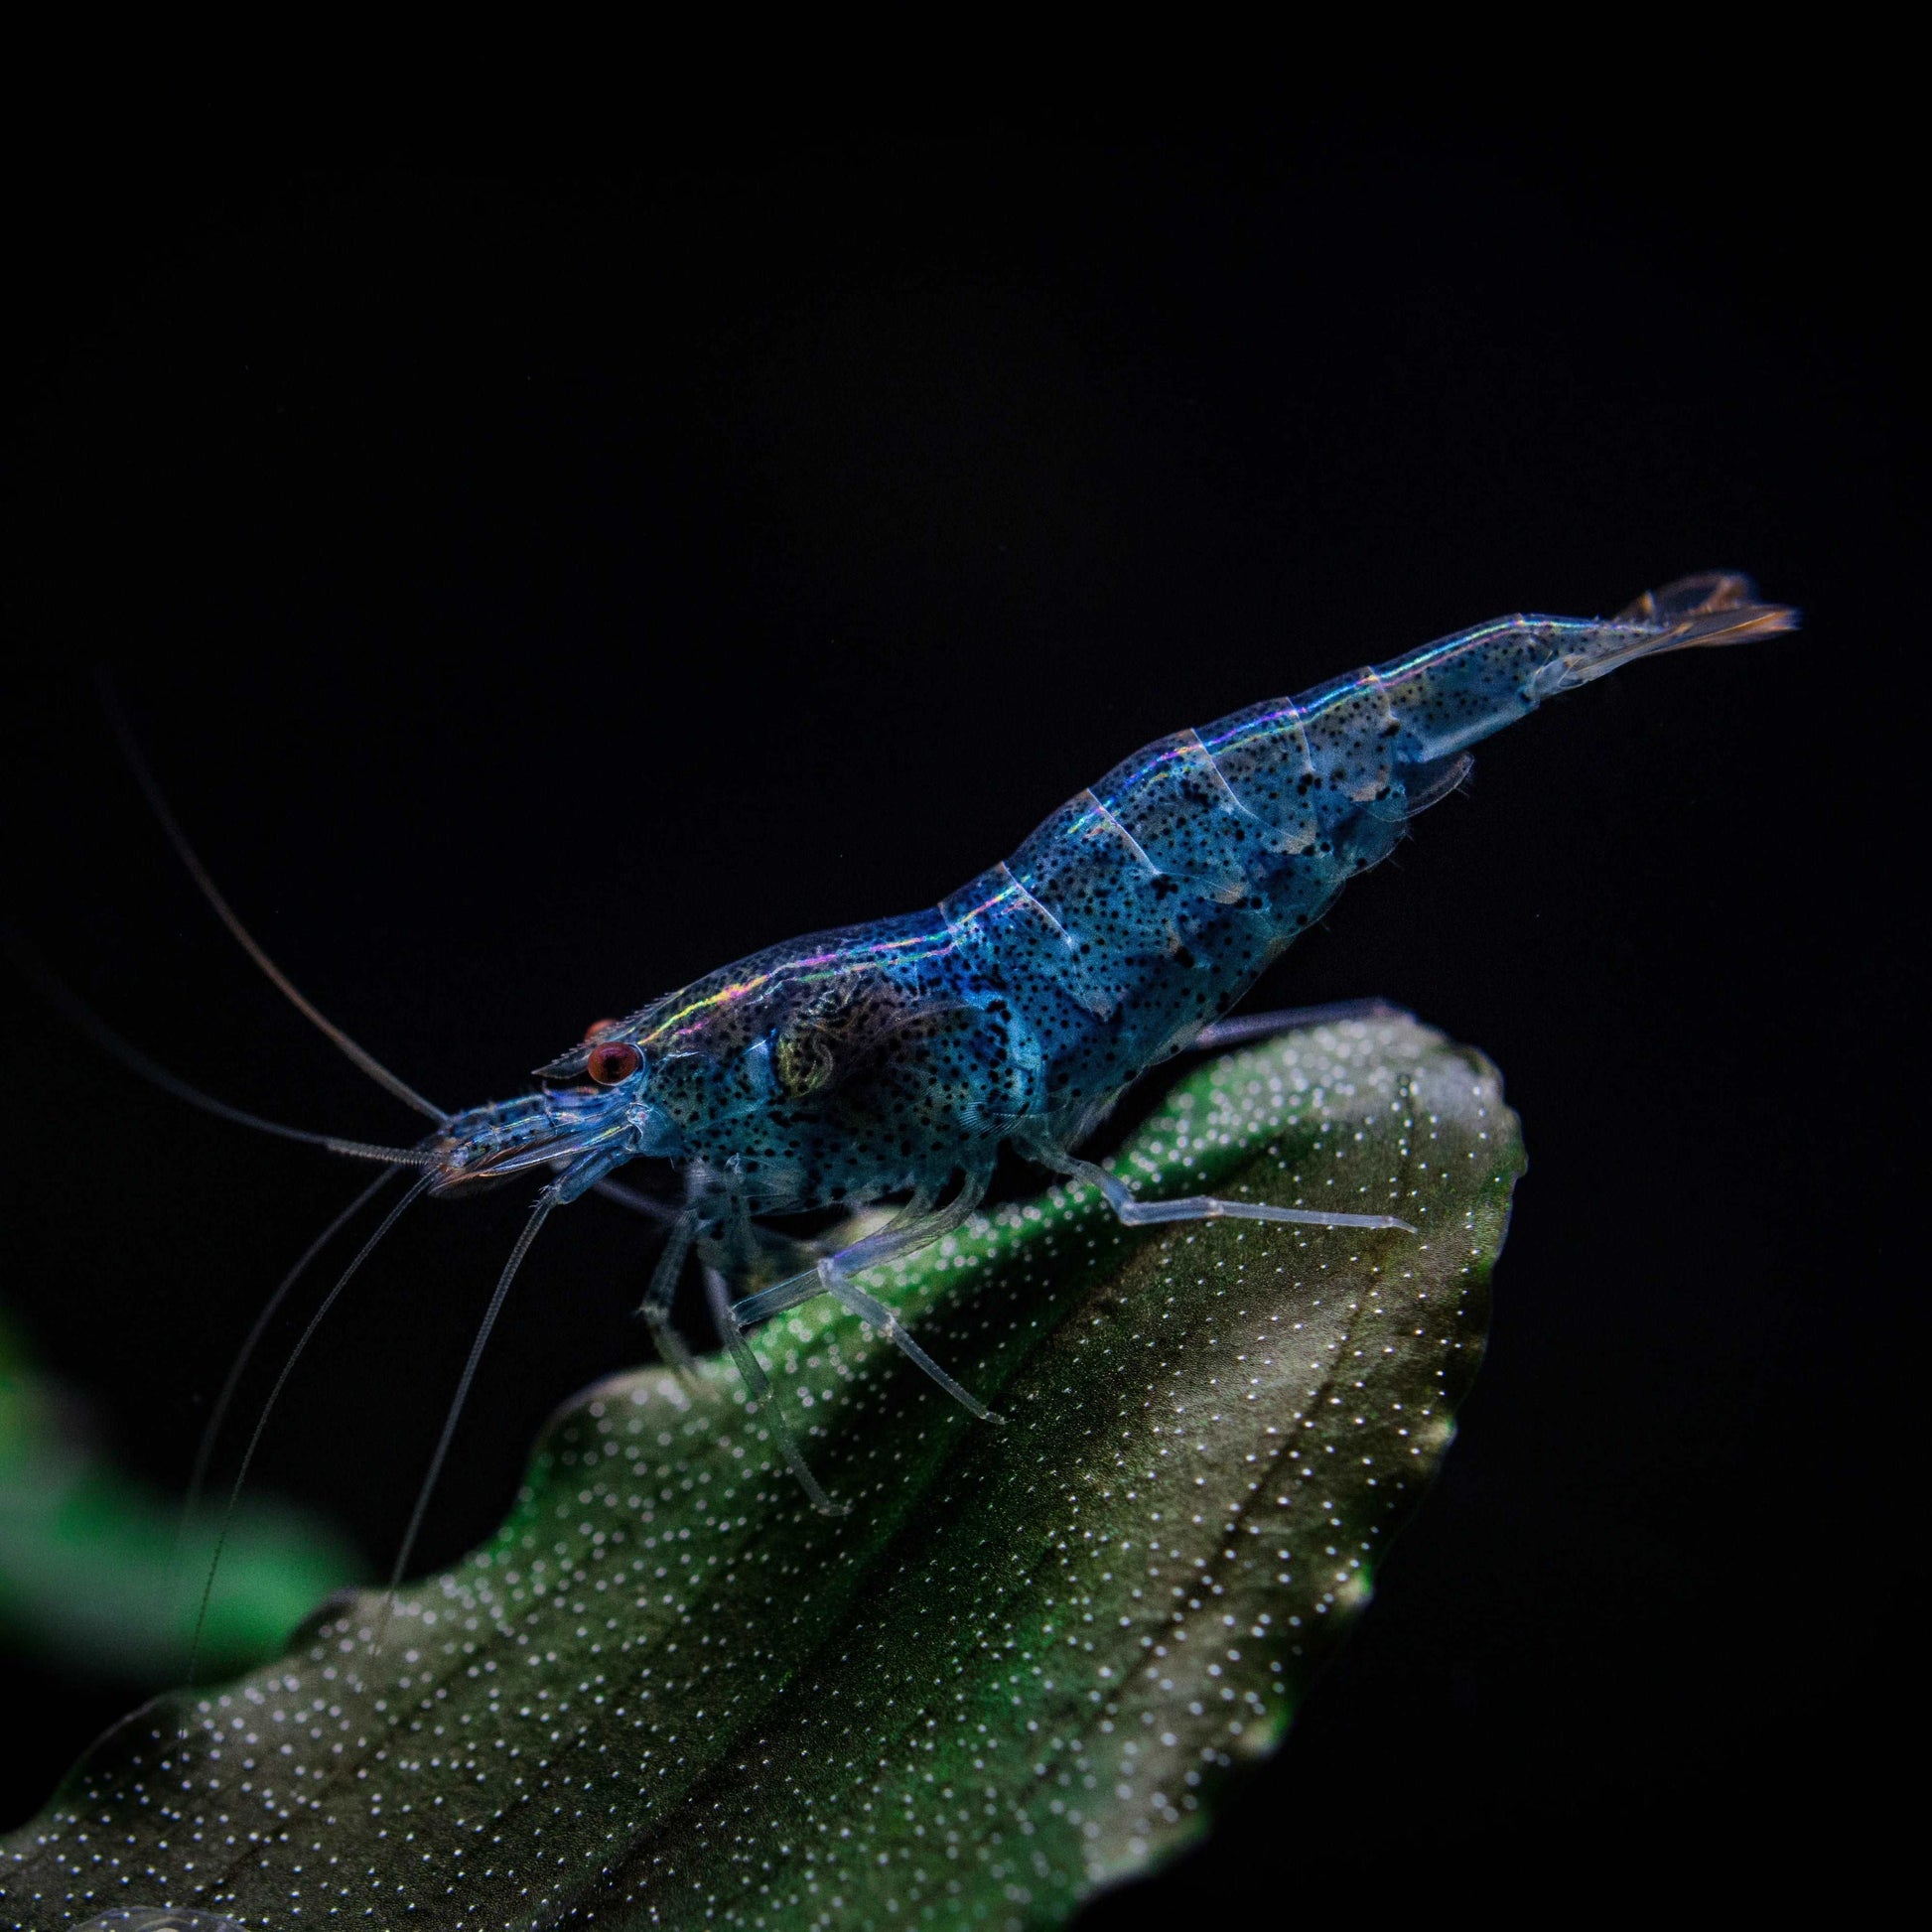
[
  {"x1": 583, "y1": 1018, "x2": 621, "y2": 1043},
  {"x1": 586, "y1": 1038, "x2": 642, "y2": 1086}
]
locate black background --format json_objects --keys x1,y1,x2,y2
[{"x1": 1, "y1": 119, "x2": 1918, "y2": 1914}]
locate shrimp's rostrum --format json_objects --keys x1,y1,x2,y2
[{"x1": 420, "y1": 572, "x2": 1794, "y2": 1497}]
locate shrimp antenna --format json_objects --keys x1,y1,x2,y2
[
  {"x1": 2, "y1": 928, "x2": 432, "y2": 1167},
  {"x1": 385, "y1": 1181, "x2": 560, "y2": 1607},
  {"x1": 184, "y1": 1171, "x2": 435, "y2": 1687},
  {"x1": 95, "y1": 670, "x2": 452, "y2": 1126},
  {"x1": 184, "y1": 1166, "x2": 401, "y2": 1535}
]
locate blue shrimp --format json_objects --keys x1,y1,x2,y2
[
  {"x1": 47, "y1": 571, "x2": 1793, "y2": 1530},
  {"x1": 396, "y1": 570, "x2": 1794, "y2": 1509}
]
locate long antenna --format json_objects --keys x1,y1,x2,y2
[
  {"x1": 387, "y1": 1182, "x2": 560, "y2": 1599},
  {"x1": 184, "y1": 1172, "x2": 434, "y2": 1686},
  {"x1": 185, "y1": 1167, "x2": 401, "y2": 1527},
  {"x1": 3, "y1": 928, "x2": 431, "y2": 1166},
  {"x1": 96, "y1": 670, "x2": 451, "y2": 1126}
]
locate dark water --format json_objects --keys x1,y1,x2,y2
[{"x1": 1, "y1": 122, "x2": 1916, "y2": 1914}]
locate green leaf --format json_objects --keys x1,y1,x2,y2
[
  {"x1": 3, "y1": 1013, "x2": 1522, "y2": 1928},
  {"x1": 0, "y1": 1313, "x2": 360, "y2": 1688}
]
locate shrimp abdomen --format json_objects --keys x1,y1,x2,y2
[{"x1": 943, "y1": 575, "x2": 1796, "y2": 1107}]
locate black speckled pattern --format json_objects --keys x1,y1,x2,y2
[{"x1": 437, "y1": 590, "x2": 1784, "y2": 1222}]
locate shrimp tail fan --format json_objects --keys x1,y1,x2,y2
[{"x1": 1540, "y1": 571, "x2": 1801, "y2": 692}]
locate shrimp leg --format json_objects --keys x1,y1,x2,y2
[
  {"x1": 702, "y1": 1262, "x2": 846, "y2": 1515},
  {"x1": 638, "y1": 1210, "x2": 705, "y2": 1393},
  {"x1": 642, "y1": 1167, "x2": 814, "y2": 1394},
  {"x1": 819, "y1": 1275, "x2": 1003, "y2": 1423},
  {"x1": 729, "y1": 1169, "x2": 1003, "y2": 1421},
  {"x1": 1190, "y1": 998, "x2": 1415, "y2": 1052},
  {"x1": 1023, "y1": 1138, "x2": 1414, "y2": 1234}
]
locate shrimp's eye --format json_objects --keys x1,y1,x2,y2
[
  {"x1": 586, "y1": 1039, "x2": 642, "y2": 1085},
  {"x1": 583, "y1": 1018, "x2": 621, "y2": 1043}
]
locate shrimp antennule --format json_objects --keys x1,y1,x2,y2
[
  {"x1": 185, "y1": 1172, "x2": 435, "y2": 1685},
  {"x1": 387, "y1": 1180, "x2": 562, "y2": 1598},
  {"x1": 184, "y1": 1168, "x2": 402, "y2": 1538},
  {"x1": 2, "y1": 929, "x2": 432, "y2": 1165},
  {"x1": 97, "y1": 671, "x2": 451, "y2": 1125}
]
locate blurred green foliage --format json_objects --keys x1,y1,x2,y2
[{"x1": 0, "y1": 1311, "x2": 359, "y2": 1687}]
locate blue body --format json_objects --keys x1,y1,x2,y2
[{"x1": 434, "y1": 575, "x2": 1794, "y2": 1225}]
